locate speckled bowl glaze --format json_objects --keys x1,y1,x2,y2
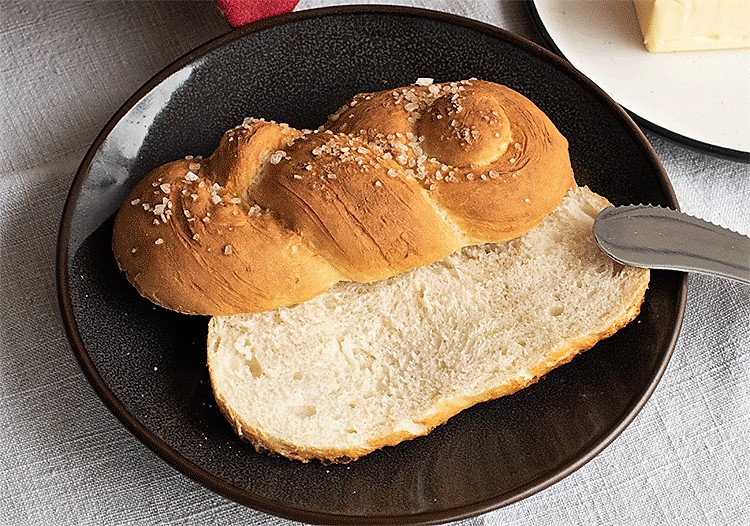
[{"x1": 57, "y1": 6, "x2": 687, "y2": 525}]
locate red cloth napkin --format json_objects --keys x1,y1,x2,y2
[{"x1": 216, "y1": 0, "x2": 299, "y2": 27}]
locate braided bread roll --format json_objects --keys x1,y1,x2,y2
[{"x1": 112, "y1": 79, "x2": 574, "y2": 315}]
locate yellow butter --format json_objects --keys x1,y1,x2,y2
[{"x1": 633, "y1": 0, "x2": 750, "y2": 52}]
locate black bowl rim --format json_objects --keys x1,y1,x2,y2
[
  {"x1": 56, "y1": 5, "x2": 688, "y2": 525},
  {"x1": 525, "y1": 0, "x2": 750, "y2": 163}
]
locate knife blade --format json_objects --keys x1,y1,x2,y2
[{"x1": 593, "y1": 205, "x2": 750, "y2": 285}]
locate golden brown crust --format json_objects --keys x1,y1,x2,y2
[
  {"x1": 112, "y1": 124, "x2": 342, "y2": 315},
  {"x1": 112, "y1": 79, "x2": 574, "y2": 315},
  {"x1": 327, "y1": 81, "x2": 575, "y2": 242},
  {"x1": 253, "y1": 132, "x2": 460, "y2": 281}
]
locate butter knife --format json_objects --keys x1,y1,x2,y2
[{"x1": 594, "y1": 205, "x2": 750, "y2": 285}]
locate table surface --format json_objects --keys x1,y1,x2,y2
[{"x1": 1, "y1": 1, "x2": 748, "y2": 525}]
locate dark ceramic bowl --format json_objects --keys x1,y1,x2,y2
[{"x1": 57, "y1": 6, "x2": 687, "y2": 525}]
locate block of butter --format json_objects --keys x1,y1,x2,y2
[{"x1": 633, "y1": 0, "x2": 750, "y2": 52}]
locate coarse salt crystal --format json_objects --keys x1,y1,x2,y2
[
  {"x1": 189, "y1": 162, "x2": 201, "y2": 171},
  {"x1": 415, "y1": 77, "x2": 433, "y2": 86},
  {"x1": 224, "y1": 245, "x2": 233, "y2": 255},
  {"x1": 269, "y1": 151, "x2": 286, "y2": 164},
  {"x1": 230, "y1": 197, "x2": 242, "y2": 204},
  {"x1": 153, "y1": 203, "x2": 166, "y2": 215},
  {"x1": 374, "y1": 180, "x2": 383, "y2": 188},
  {"x1": 292, "y1": 174, "x2": 303, "y2": 180},
  {"x1": 154, "y1": 238, "x2": 164, "y2": 245},
  {"x1": 211, "y1": 193, "x2": 221, "y2": 205},
  {"x1": 130, "y1": 198, "x2": 140, "y2": 206}
]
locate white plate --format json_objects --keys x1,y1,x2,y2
[{"x1": 529, "y1": 0, "x2": 750, "y2": 159}]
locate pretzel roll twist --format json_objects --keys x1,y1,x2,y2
[{"x1": 112, "y1": 79, "x2": 574, "y2": 315}]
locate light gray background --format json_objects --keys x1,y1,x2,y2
[{"x1": 1, "y1": 1, "x2": 748, "y2": 524}]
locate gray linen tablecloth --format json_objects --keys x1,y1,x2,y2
[{"x1": 1, "y1": 1, "x2": 748, "y2": 524}]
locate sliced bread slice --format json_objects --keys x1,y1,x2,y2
[{"x1": 206, "y1": 186, "x2": 650, "y2": 463}]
